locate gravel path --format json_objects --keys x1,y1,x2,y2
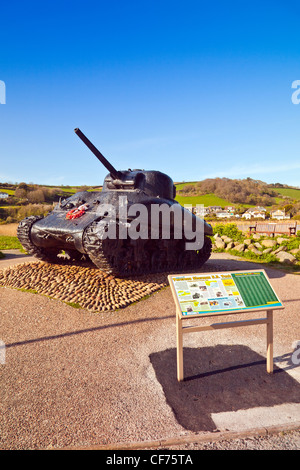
[{"x1": 0, "y1": 251, "x2": 299, "y2": 450}]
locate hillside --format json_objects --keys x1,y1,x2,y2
[{"x1": 175, "y1": 178, "x2": 300, "y2": 209}]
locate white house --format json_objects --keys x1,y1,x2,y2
[
  {"x1": 193, "y1": 206, "x2": 210, "y2": 217},
  {"x1": 248, "y1": 207, "x2": 266, "y2": 217},
  {"x1": 216, "y1": 211, "x2": 234, "y2": 219},
  {"x1": 208, "y1": 206, "x2": 223, "y2": 213},
  {"x1": 270, "y1": 209, "x2": 291, "y2": 220},
  {"x1": 242, "y1": 208, "x2": 266, "y2": 219},
  {"x1": 0, "y1": 192, "x2": 9, "y2": 199},
  {"x1": 251, "y1": 210, "x2": 266, "y2": 219}
]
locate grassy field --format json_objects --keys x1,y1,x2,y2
[
  {"x1": 59, "y1": 187, "x2": 77, "y2": 194},
  {"x1": 273, "y1": 187, "x2": 300, "y2": 200},
  {"x1": 175, "y1": 193, "x2": 232, "y2": 207},
  {"x1": 0, "y1": 235, "x2": 24, "y2": 250},
  {"x1": 0, "y1": 188, "x2": 15, "y2": 195},
  {"x1": 175, "y1": 182, "x2": 300, "y2": 207},
  {"x1": 0, "y1": 225, "x2": 25, "y2": 252}
]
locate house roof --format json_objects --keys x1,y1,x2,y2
[{"x1": 271, "y1": 209, "x2": 285, "y2": 214}]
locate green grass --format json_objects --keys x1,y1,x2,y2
[
  {"x1": 175, "y1": 193, "x2": 232, "y2": 207},
  {"x1": 18, "y1": 288, "x2": 38, "y2": 294},
  {"x1": 274, "y1": 197, "x2": 286, "y2": 204},
  {"x1": 0, "y1": 189, "x2": 15, "y2": 195},
  {"x1": 0, "y1": 235, "x2": 24, "y2": 251},
  {"x1": 59, "y1": 187, "x2": 77, "y2": 194},
  {"x1": 65, "y1": 301, "x2": 82, "y2": 309},
  {"x1": 273, "y1": 187, "x2": 300, "y2": 200}
]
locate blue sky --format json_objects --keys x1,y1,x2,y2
[{"x1": 1, "y1": 0, "x2": 300, "y2": 187}]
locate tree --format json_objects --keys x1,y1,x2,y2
[
  {"x1": 17, "y1": 182, "x2": 29, "y2": 191},
  {"x1": 27, "y1": 189, "x2": 45, "y2": 203},
  {"x1": 14, "y1": 188, "x2": 27, "y2": 199}
]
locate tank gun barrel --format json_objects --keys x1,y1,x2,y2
[{"x1": 74, "y1": 128, "x2": 121, "y2": 179}]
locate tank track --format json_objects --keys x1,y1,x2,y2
[
  {"x1": 17, "y1": 216, "x2": 87, "y2": 265},
  {"x1": 17, "y1": 216, "x2": 63, "y2": 263},
  {"x1": 83, "y1": 220, "x2": 212, "y2": 277}
]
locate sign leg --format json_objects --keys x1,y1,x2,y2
[
  {"x1": 176, "y1": 313, "x2": 184, "y2": 381},
  {"x1": 267, "y1": 310, "x2": 273, "y2": 374}
]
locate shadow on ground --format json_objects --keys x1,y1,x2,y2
[
  {"x1": 206, "y1": 256, "x2": 292, "y2": 279},
  {"x1": 150, "y1": 345, "x2": 300, "y2": 432},
  {"x1": 0, "y1": 250, "x2": 29, "y2": 260}
]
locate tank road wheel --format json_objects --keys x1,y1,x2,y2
[
  {"x1": 150, "y1": 250, "x2": 161, "y2": 271},
  {"x1": 175, "y1": 236, "x2": 212, "y2": 272},
  {"x1": 114, "y1": 243, "x2": 135, "y2": 276},
  {"x1": 82, "y1": 221, "x2": 113, "y2": 272},
  {"x1": 150, "y1": 247, "x2": 168, "y2": 272},
  {"x1": 83, "y1": 222, "x2": 150, "y2": 276},
  {"x1": 17, "y1": 216, "x2": 62, "y2": 263},
  {"x1": 175, "y1": 241, "x2": 186, "y2": 270},
  {"x1": 134, "y1": 240, "x2": 152, "y2": 275},
  {"x1": 82, "y1": 222, "x2": 133, "y2": 276},
  {"x1": 177, "y1": 249, "x2": 192, "y2": 270},
  {"x1": 82, "y1": 222, "x2": 213, "y2": 276},
  {"x1": 196, "y1": 235, "x2": 212, "y2": 268}
]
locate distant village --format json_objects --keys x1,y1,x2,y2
[{"x1": 189, "y1": 205, "x2": 292, "y2": 221}]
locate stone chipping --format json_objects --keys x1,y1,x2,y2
[{"x1": 0, "y1": 261, "x2": 168, "y2": 312}]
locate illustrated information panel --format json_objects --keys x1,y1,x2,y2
[{"x1": 169, "y1": 270, "x2": 283, "y2": 316}]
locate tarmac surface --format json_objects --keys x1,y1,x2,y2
[{"x1": 0, "y1": 249, "x2": 300, "y2": 450}]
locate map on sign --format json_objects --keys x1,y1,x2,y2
[{"x1": 168, "y1": 270, "x2": 283, "y2": 317}]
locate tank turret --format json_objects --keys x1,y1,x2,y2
[{"x1": 75, "y1": 128, "x2": 176, "y2": 200}]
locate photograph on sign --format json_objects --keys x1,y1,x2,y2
[{"x1": 169, "y1": 270, "x2": 283, "y2": 317}]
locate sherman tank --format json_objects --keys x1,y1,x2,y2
[{"x1": 17, "y1": 129, "x2": 213, "y2": 276}]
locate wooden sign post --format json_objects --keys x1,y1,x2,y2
[{"x1": 168, "y1": 269, "x2": 284, "y2": 382}]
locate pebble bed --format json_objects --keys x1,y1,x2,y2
[{"x1": 0, "y1": 261, "x2": 168, "y2": 312}]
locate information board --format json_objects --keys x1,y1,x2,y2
[{"x1": 168, "y1": 269, "x2": 283, "y2": 318}]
